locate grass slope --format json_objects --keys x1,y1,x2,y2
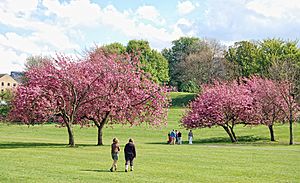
[
  {"x1": 0, "y1": 108, "x2": 299, "y2": 183},
  {"x1": 170, "y1": 92, "x2": 197, "y2": 108}
]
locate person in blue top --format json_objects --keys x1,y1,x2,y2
[{"x1": 170, "y1": 129, "x2": 176, "y2": 145}]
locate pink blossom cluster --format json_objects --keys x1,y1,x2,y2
[
  {"x1": 10, "y1": 51, "x2": 169, "y2": 128},
  {"x1": 181, "y1": 77, "x2": 299, "y2": 142},
  {"x1": 181, "y1": 80, "x2": 258, "y2": 129}
]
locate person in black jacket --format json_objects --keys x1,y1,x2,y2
[{"x1": 124, "y1": 138, "x2": 136, "y2": 172}]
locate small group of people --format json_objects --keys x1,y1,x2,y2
[
  {"x1": 167, "y1": 129, "x2": 193, "y2": 145},
  {"x1": 168, "y1": 129, "x2": 182, "y2": 145},
  {"x1": 110, "y1": 138, "x2": 136, "y2": 172}
]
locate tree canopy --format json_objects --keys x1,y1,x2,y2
[
  {"x1": 100, "y1": 40, "x2": 169, "y2": 84},
  {"x1": 162, "y1": 37, "x2": 226, "y2": 92},
  {"x1": 10, "y1": 51, "x2": 169, "y2": 146}
]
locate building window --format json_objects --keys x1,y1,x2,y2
[
  {"x1": 13, "y1": 83, "x2": 16, "y2": 87},
  {"x1": 1, "y1": 89, "x2": 3, "y2": 92},
  {"x1": 1, "y1": 82, "x2": 3, "y2": 86},
  {"x1": 7, "y1": 83, "x2": 10, "y2": 86}
]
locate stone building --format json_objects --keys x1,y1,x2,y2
[{"x1": 0, "y1": 74, "x2": 18, "y2": 93}]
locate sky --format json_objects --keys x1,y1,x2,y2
[{"x1": 0, "y1": 0, "x2": 299, "y2": 74}]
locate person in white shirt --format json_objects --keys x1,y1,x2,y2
[{"x1": 188, "y1": 130, "x2": 193, "y2": 144}]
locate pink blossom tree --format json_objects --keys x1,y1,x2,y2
[
  {"x1": 10, "y1": 56, "x2": 92, "y2": 146},
  {"x1": 78, "y1": 51, "x2": 169, "y2": 145},
  {"x1": 181, "y1": 81, "x2": 259, "y2": 142},
  {"x1": 10, "y1": 52, "x2": 169, "y2": 146},
  {"x1": 269, "y1": 59, "x2": 300, "y2": 145},
  {"x1": 244, "y1": 76, "x2": 286, "y2": 141},
  {"x1": 276, "y1": 80, "x2": 299, "y2": 145},
  {"x1": 246, "y1": 76, "x2": 299, "y2": 144},
  {"x1": 9, "y1": 86, "x2": 55, "y2": 125}
]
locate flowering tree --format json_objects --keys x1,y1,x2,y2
[
  {"x1": 269, "y1": 59, "x2": 300, "y2": 145},
  {"x1": 78, "y1": 51, "x2": 169, "y2": 145},
  {"x1": 181, "y1": 81, "x2": 258, "y2": 142},
  {"x1": 276, "y1": 80, "x2": 299, "y2": 145},
  {"x1": 244, "y1": 77, "x2": 286, "y2": 141},
  {"x1": 10, "y1": 56, "x2": 93, "y2": 146},
  {"x1": 9, "y1": 86, "x2": 54, "y2": 125},
  {"x1": 10, "y1": 52, "x2": 169, "y2": 146}
]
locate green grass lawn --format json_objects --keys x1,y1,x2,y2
[{"x1": 0, "y1": 107, "x2": 299, "y2": 183}]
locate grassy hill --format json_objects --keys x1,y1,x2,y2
[
  {"x1": 170, "y1": 92, "x2": 197, "y2": 108},
  {"x1": 0, "y1": 93, "x2": 299, "y2": 182}
]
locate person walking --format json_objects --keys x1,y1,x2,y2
[
  {"x1": 178, "y1": 131, "x2": 182, "y2": 145},
  {"x1": 124, "y1": 138, "x2": 136, "y2": 172},
  {"x1": 110, "y1": 138, "x2": 120, "y2": 172},
  {"x1": 167, "y1": 133, "x2": 172, "y2": 144},
  {"x1": 170, "y1": 129, "x2": 176, "y2": 145},
  {"x1": 188, "y1": 130, "x2": 193, "y2": 144},
  {"x1": 175, "y1": 130, "x2": 179, "y2": 144}
]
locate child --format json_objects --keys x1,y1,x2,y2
[{"x1": 110, "y1": 138, "x2": 120, "y2": 172}]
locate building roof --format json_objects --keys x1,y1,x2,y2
[
  {"x1": 10, "y1": 71, "x2": 24, "y2": 83},
  {"x1": 0, "y1": 74, "x2": 7, "y2": 78},
  {"x1": 0, "y1": 74, "x2": 19, "y2": 83}
]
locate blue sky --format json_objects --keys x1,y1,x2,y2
[{"x1": 0, "y1": 0, "x2": 299, "y2": 73}]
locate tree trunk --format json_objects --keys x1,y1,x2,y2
[
  {"x1": 289, "y1": 111, "x2": 293, "y2": 145},
  {"x1": 229, "y1": 126, "x2": 237, "y2": 142},
  {"x1": 66, "y1": 123, "x2": 75, "y2": 147},
  {"x1": 222, "y1": 125, "x2": 236, "y2": 143},
  {"x1": 268, "y1": 125, "x2": 275, "y2": 141},
  {"x1": 97, "y1": 125, "x2": 104, "y2": 146},
  {"x1": 95, "y1": 112, "x2": 110, "y2": 146}
]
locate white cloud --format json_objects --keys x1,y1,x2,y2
[
  {"x1": 0, "y1": 1, "x2": 80, "y2": 51},
  {"x1": 174, "y1": 18, "x2": 196, "y2": 37},
  {"x1": 98, "y1": 5, "x2": 185, "y2": 49},
  {"x1": 195, "y1": 0, "x2": 300, "y2": 42},
  {"x1": 246, "y1": 0, "x2": 300, "y2": 21},
  {"x1": 177, "y1": 1, "x2": 196, "y2": 15},
  {"x1": 0, "y1": 0, "x2": 192, "y2": 73},
  {"x1": 136, "y1": 5, "x2": 165, "y2": 24},
  {"x1": 176, "y1": 18, "x2": 192, "y2": 27},
  {"x1": 42, "y1": 1, "x2": 183, "y2": 49},
  {"x1": 99, "y1": 5, "x2": 137, "y2": 37},
  {"x1": 0, "y1": 46, "x2": 27, "y2": 74},
  {"x1": 0, "y1": 32, "x2": 42, "y2": 54},
  {"x1": 220, "y1": 40, "x2": 236, "y2": 47},
  {"x1": 43, "y1": 0, "x2": 102, "y2": 27},
  {"x1": 0, "y1": 0, "x2": 38, "y2": 16},
  {"x1": 31, "y1": 28, "x2": 80, "y2": 51}
]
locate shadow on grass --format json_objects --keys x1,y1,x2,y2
[
  {"x1": 171, "y1": 93, "x2": 197, "y2": 107},
  {"x1": 193, "y1": 135, "x2": 270, "y2": 144},
  {"x1": 81, "y1": 169, "x2": 127, "y2": 173},
  {"x1": 146, "y1": 135, "x2": 270, "y2": 145},
  {"x1": 0, "y1": 142, "x2": 109, "y2": 149},
  {"x1": 81, "y1": 169, "x2": 110, "y2": 173}
]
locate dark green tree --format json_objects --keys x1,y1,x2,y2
[
  {"x1": 163, "y1": 37, "x2": 227, "y2": 92},
  {"x1": 0, "y1": 89, "x2": 13, "y2": 120},
  {"x1": 126, "y1": 40, "x2": 169, "y2": 84},
  {"x1": 225, "y1": 38, "x2": 300, "y2": 78},
  {"x1": 259, "y1": 39, "x2": 300, "y2": 77},
  {"x1": 225, "y1": 41, "x2": 260, "y2": 78},
  {"x1": 101, "y1": 42, "x2": 126, "y2": 55},
  {"x1": 162, "y1": 37, "x2": 201, "y2": 91}
]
